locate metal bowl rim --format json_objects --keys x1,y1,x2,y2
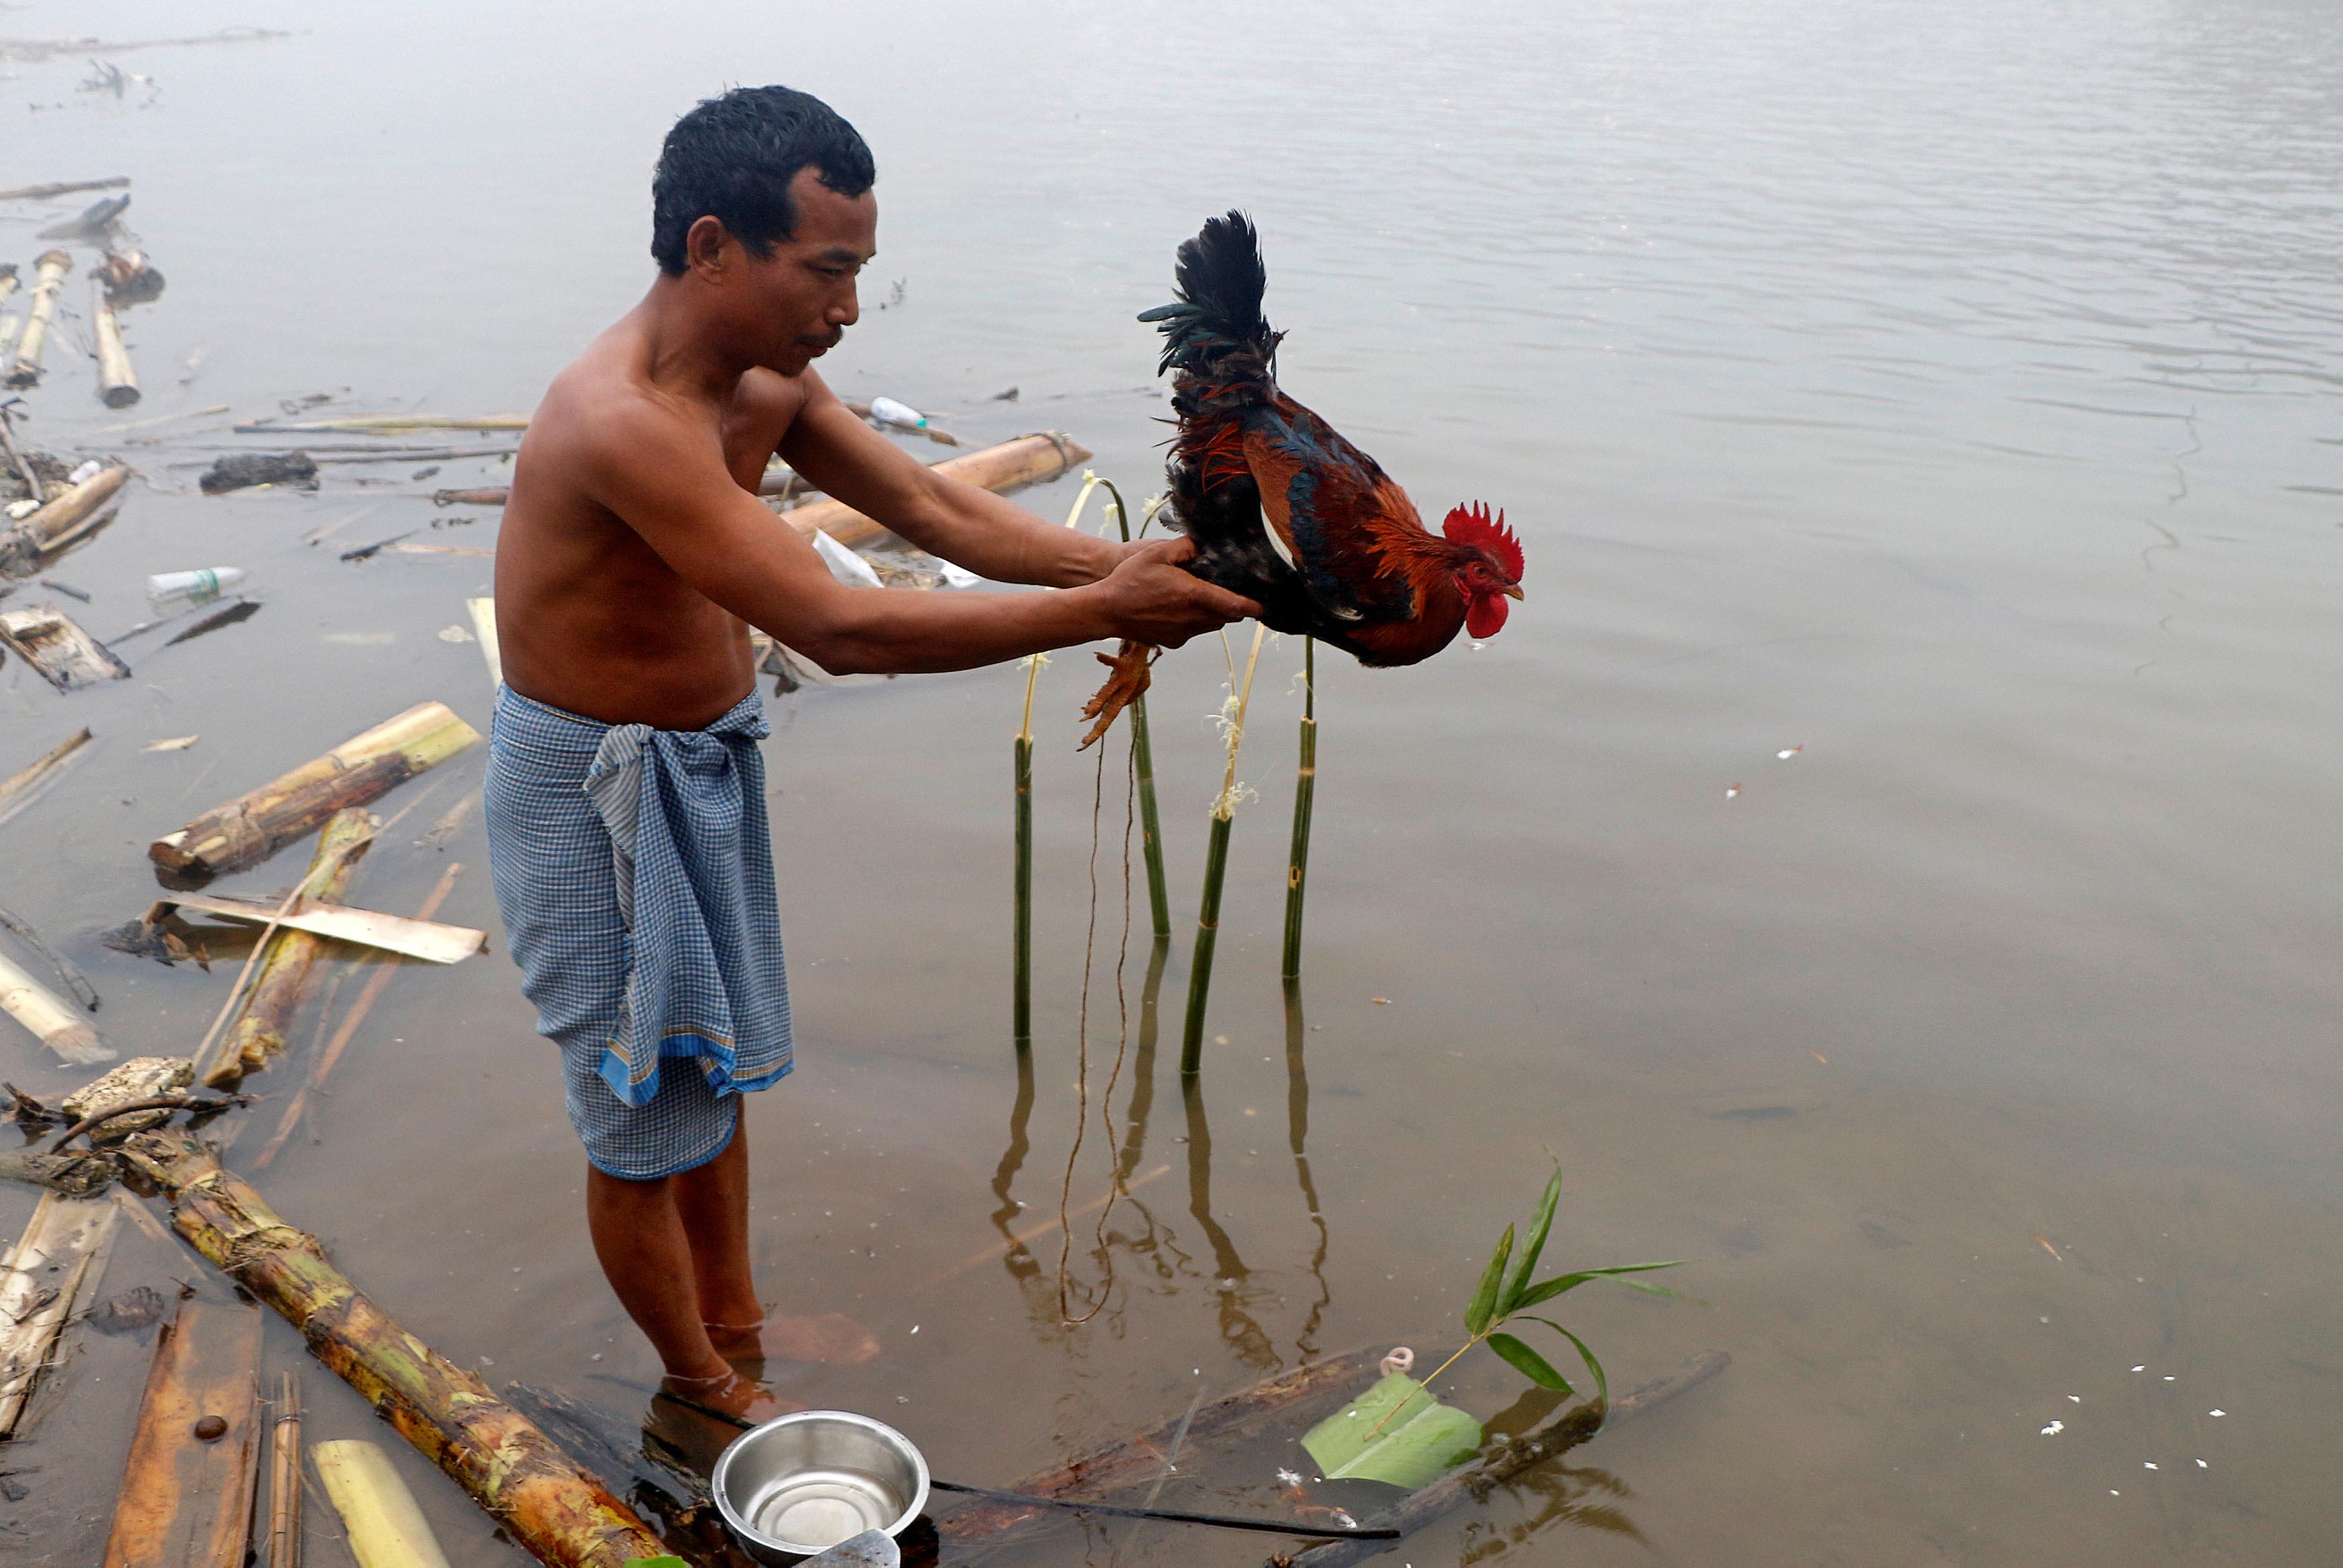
[{"x1": 711, "y1": 1408, "x2": 931, "y2": 1552}]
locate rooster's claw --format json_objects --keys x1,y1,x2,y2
[{"x1": 1077, "y1": 640, "x2": 1157, "y2": 750}]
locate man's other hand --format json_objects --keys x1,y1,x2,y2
[{"x1": 1097, "y1": 537, "x2": 1260, "y2": 646}]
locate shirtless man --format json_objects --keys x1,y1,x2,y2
[{"x1": 485, "y1": 85, "x2": 1253, "y2": 1416}]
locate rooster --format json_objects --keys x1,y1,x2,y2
[{"x1": 1080, "y1": 211, "x2": 1524, "y2": 746}]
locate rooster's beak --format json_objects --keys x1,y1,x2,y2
[{"x1": 1502, "y1": 583, "x2": 1525, "y2": 601}]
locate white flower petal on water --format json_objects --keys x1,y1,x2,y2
[{"x1": 2040, "y1": 1421, "x2": 2064, "y2": 1435}]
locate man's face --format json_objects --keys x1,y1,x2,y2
[{"x1": 733, "y1": 164, "x2": 877, "y2": 376}]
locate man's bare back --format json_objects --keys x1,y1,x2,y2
[{"x1": 496, "y1": 165, "x2": 1253, "y2": 733}]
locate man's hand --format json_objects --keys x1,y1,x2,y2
[{"x1": 1095, "y1": 537, "x2": 1260, "y2": 646}]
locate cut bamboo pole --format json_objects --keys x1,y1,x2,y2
[
  {"x1": 312, "y1": 1440, "x2": 455, "y2": 1568},
  {"x1": 0, "y1": 462, "x2": 132, "y2": 575},
  {"x1": 467, "y1": 596, "x2": 501, "y2": 687},
  {"x1": 0, "y1": 726, "x2": 92, "y2": 828},
  {"x1": 149, "y1": 702, "x2": 481, "y2": 881},
  {"x1": 195, "y1": 808, "x2": 376, "y2": 1088},
  {"x1": 1273, "y1": 1351, "x2": 1732, "y2": 1568},
  {"x1": 100, "y1": 1296, "x2": 265, "y2": 1568},
  {"x1": 1281, "y1": 640, "x2": 1317, "y2": 978},
  {"x1": 121, "y1": 1133, "x2": 670, "y2": 1567},
  {"x1": 1181, "y1": 624, "x2": 1268, "y2": 1075},
  {"x1": 0, "y1": 943, "x2": 109, "y2": 1064},
  {"x1": 0, "y1": 1193, "x2": 120, "y2": 1435},
  {"x1": 0, "y1": 176, "x2": 131, "y2": 201},
  {"x1": 1012, "y1": 730, "x2": 1034, "y2": 1045},
  {"x1": 781, "y1": 432, "x2": 1090, "y2": 549},
  {"x1": 4, "y1": 250, "x2": 72, "y2": 389},
  {"x1": 266, "y1": 1372, "x2": 303, "y2": 1568},
  {"x1": 1103, "y1": 482, "x2": 1172, "y2": 940},
  {"x1": 91, "y1": 277, "x2": 140, "y2": 408}
]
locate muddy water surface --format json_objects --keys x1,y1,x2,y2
[{"x1": 5, "y1": 2, "x2": 2342, "y2": 1563}]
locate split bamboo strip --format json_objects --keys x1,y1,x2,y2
[
  {"x1": 91, "y1": 277, "x2": 140, "y2": 408},
  {"x1": 0, "y1": 1193, "x2": 120, "y2": 1435},
  {"x1": 467, "y1": 596, "x2": 502, "y2": 687},
  {"x1": 0, "y1": 726, "x2": 92, "y2": 827},
  {"x1": 196, "y1": 808, "x2": 376, "y2": 1088},
  {"x1": 160, "y1": 889, "x2": 485, "y2": 965},
  {"x1": 4, "y1": 250, "x2": 72, "y2": 389},
  {"x1": 782, "y1": 431, "x2": 1090, "y2": 549},
  {"x1": 1180, "y1": 624, "x2": 1268, "y2": 1075},
  {"x1": 251, "y1": 861, "x2": 465, "y2": 1167},
  {"x1": 1273, "y1": 1351, "x2": 1732, "y2": 1568},
  {"x1": 266, "y1": 1372, "x2": 303, "y2": 1568},
  {"x1": 123, "y1": 1133, "x2": 670, "y2": 1568},
  {"x1": 0, "y1": 462, "x2": 132, "y2": 574},
  {"x1": 1281, "y1": 640, "x2": 1317, "y2": 978},
  {"x1": 99, "y1": 1296, "x2": 264, "y2": 1568},
  {"x1": 0, "y1": 176, "x2": 131, "y2": 201},
  {"x1": 236, "y1": 413, "x2": 530, "y2": 434},
  {"x1": 150, "y1": 701, "x2": 480, "y2": 880},
  {"x1": 312, "y1": 1440, "x2": 455, "y2": 1568},
  {"x1": 0, "y1": 944, "x2": 108, "y2": 1064}
]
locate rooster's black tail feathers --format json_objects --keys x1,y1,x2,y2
[{"x1": 1139, "y1": 210, "x2": 1280, "y2": 387}]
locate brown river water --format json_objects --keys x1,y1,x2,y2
[{"x1": 5, "y1": 1, "x2": 2341, "y2": 1563}]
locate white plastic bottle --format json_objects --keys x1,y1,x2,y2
[
  {"x1": 868, "y1": 396, "x2": 929, "y2": 430},
  {"x1": 146, "y1": 567, "x2": 247, "y2": 610}
]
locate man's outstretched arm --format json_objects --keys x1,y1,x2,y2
[
  {"x1": 778, "y1": 376, "x2": 1130, "y2": 587},
  {"x1": 586, "y1": 396, "x2": 1253, "y2": 676}
]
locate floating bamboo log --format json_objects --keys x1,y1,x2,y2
[
  {"x1": 432, "y1": 487, "x2": 510, "y2": 506},
  {"x1": 195, "y1": 808, "x2": 376, "y2": 1088},
  {"x1": 149, "y1": 701, "x2": 481, "y2": 882},
  {"x1": 0, "y1": 603, "x2": 133, "y2": 689},
  {"x1": 91, "y1": 277, "x2": 140, "y2": 408},
  {"x1": 121, "y1": 1132, "x2": 669, "y2": 1567},
  {"x1": 1273, "y1": 1351, "x2": 1732, "y2": 1568},
  {"x1": 0, "y1": 943, "x2": 109, "y2": 1064},
  {"x1": 0, "y1": 175, "x2": 131, "y2": 202},
  {"x1": 0, "y1": 462, "x2": 132, "y2": 575},
  {"x1": 266, "y1": 1372, "x2": 303, "y2": 1568},
  {"x1": 313, "y1": 1440, "x2": 455, "y2": 1568},
  {"x1": 100, "y1": 1296, "x2": 265, "y2": 1568},
  {"x1": 4, "y1": 250, "x2": 72, "y2": 389},
  {"x1": 0, "y1": 726, "x2": 92, "y2": 828},
  {"x1": 0, "y1": 1193, "x2": 120, "y2": 1435},
  {"x1": 779, "y1": 432, "x2": 1090, "y2": 549},
  {"x1": 940, "y1": 1348, "x2": 1384, "y2": 1544}
]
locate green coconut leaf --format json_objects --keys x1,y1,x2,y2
[
  {"x1": 1464, "y1": 1225, "x2": 1514, "y2": 1336},
  {"x1": 1301, "y1": 1373, "x2": 1485, "y2": 1489}
]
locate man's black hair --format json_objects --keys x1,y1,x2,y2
[{"x1": 651, "y1": 86, "x2": 875, "y2": 276}]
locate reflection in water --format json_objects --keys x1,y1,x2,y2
[
  {"x1": 1180, "y1": 1074, "x2": 1278, "y2": 1373},
  {"x1": 1284, "y1": 980, "x2": 1331, "y2": 1361}
]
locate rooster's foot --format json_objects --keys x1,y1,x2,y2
[{"x1": 1077, "y1": 640, "x2": 1157, "y2": 750}]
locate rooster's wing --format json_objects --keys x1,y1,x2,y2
[{"x1": 1241, "y1": 393, "x2": 1431, "y2": 628}]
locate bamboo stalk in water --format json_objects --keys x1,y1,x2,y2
[
  {"x1": 149, "y1": 701, "x2": 479, "y2": 881},
  {"x1": 781, "y1": 431, "x2": 1090, "y2": 549},
  {"x1": 1099, "y1": 481, "x2": 1173, "y2": 939},
  {"x1": 1181, "y1": 624, "x2": 1268, "y2": 1074},
  {"x1": 195, "y1": 808, "x2": 376, "y2": 1088},
  {"x1": 3, "y1": 250, "x2": 72, "y2": 389},
  {"x1": 1281, "y1": 640, "x2": 1317, "y2": 978},
  {"x1": 1013, "y1": 727, "x2": 1034, "y2": 1045},
  {"x1": 0, "y1": 944, "x2": 108, "y2": 1065},
  {"x1": 90, "y1": 278, "x2": 140, "y2": 408},
  {"x1": 312, "y1": 1440, "x2": 455, "y2": 1568},
  {"x1": 266, "y1": 1371, "x2": 303, "y2": 1568},
  {"x1": 120, "y1": 1132, "x2": 669, "y2": 1567},
  {"x1": 0, "y1": 266, "x2": 17, "y2": 363}
]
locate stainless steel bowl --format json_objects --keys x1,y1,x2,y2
[{"x1": 711, "y1": 1411, "x2": 929, "y2": 1567}]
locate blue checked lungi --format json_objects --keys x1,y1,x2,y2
[{"x1": 484, "y1": 685, "x2": 793, "y2": 1179}]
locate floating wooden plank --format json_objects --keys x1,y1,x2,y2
[
  {"x1": 0, "y1": 727, "x2": 92, "y2": 829},
  {"x1": 121, "y1": 1131, "x2": 669, "y2": 1567},
  {"x1": 3, "y1": 250, "x2": 70, "y2": 389},
  {"x1": 163, "y1": 890, "x2": 483, "y2": 967},
  {"x1": 0, "y1": 944, "x2": 109, "y2": 1063},
  {"x1": 0, "y1": 603, "x2": 133, "y2": 690},
  {"x1": 0, "y1": 1193, "x2": 120, "y2": 1435},
  {"x1": 466, "y1": 597, "x2": 501, "y2": 687},
  {"x1": 193, "y1": 810, "x2": 376, "y2": 1089},
  {"x1": 0, "y1": 463, "x2": 133, "y2": 575},
  {"x1": 149, "y1": 701, "x2": 480, "y2": 881},
  {"x1": 312, "y1": 1440, "x2": 455, "y2": 1568},
  {"x1": 99, "y1": 1296, "x2": 264, "y2": 1568},
  {"x1": 777, "y1": 432, "x2": 1089, "y2": 549}
]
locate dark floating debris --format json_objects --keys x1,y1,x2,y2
[
  {"x1": 37, "y1": 193, "x2": 130, "y2": 242},
  {"x1": 164, "y1": 598, "x2": 260, "y2": 646},
  {"x1": 198, "y1": 451, "x2": 317, "y2": 493},
  {"x1": 86, "y1": 1285, "x2": 169, "y2": 1336}
]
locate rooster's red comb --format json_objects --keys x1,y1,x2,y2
[{"x1": 1442, "y1": 503, "x2": 1523, "y2": 582}]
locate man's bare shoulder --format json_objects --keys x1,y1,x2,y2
[{"x1": 531, "y1": 324, "x2": 704, "y2": 473}]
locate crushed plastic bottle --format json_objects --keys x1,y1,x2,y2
[
  {"x1": 146, "y1": 566, "x2": 247, "y2": 610},
  {"x1": 868, "y1": 396, "x2": 929, "y2": 430}
]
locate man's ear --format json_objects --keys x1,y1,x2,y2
[{"x1": 685, "y1": 215, "x2": 731, "y2": 278}]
